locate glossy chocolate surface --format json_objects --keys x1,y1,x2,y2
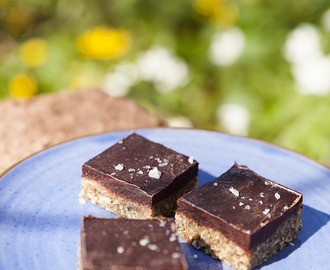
[
  {"x1": 82, "y1": 133, "x2": 198, "y2": 206},
  {"x1": 80, "y1": 216, "x2": 186, "y2": 270},
  {"x1": 177, "y1": 163, "x2": 303, "y2": 250}
]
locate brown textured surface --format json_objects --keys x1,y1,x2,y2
[{"x1": 0, "y1": 88, "x2": 163, "y2": 173}]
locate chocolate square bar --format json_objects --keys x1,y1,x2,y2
[
  {"x1": 79, "y1": 132, "x2": 198, "y2": 219},
  {"x1": 175, "y1": 163, "x2": 303, "y2": 270},
  {"x1": 78, "y1": 216, "x2": 187, "y2": 270}
]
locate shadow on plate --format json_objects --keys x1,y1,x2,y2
[
  {"x1": 181, "y1": 242, "x2": 223, "y2": 270},
  {"x1": 198, "y1": 169, "x2": 217, "y2": 186}
]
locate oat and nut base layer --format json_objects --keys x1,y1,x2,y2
[
  {"x1": 176, "y1": 207, "x2": 302, "y2": 270},
  {"x1": 80, "y1": 176, "x2": 198, "y2": 219}
]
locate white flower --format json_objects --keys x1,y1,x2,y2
[
  {"x1": 166, "y1": 116, "x2": 193, "y2": 128},
  {"x1": 216, "y1": 103, "x2": 250, "y2": 136},
  {"x1": 283, "y1": 23, "x2": 322, "y2": 64},
  {"x1": 103, "y1": 63, "x2": 138, "y2": 97},
  {"x1": 321, "y1": 9, "x2": 330, "y2": 33},
  {"x1": 291, "y1": 55, "x2": 330, "y2": 96},
  {"x1": 208, "y1": 27, "x2": 245, "y2": 66},
  {"x1": 283, "y1": 23, "x2": 330, "y2": 95},
  {"x1": 136, "y1": 46, "x2": 189, "y2": 93}
]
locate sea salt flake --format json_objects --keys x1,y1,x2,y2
[
  {"x1": 263, "y1": 208, "x2": 270, "y2": 215},
  {"x1": 259, "y1": 201, "x2": 263, "y2": 204},
  {"x1": 188, "y1": 156, "x2": 194, "y2": 164},
  {"x1": 159, "y1": 160, "x2": 169, "y2": 166},
  {"x1": 115, "y1": 164, "x2": 124, "y2": 171},
  {"x1": 169, "y1": 233, "x2": 177, "y2": 242},
  {"x1": 128, "y1": 168, "x2": 135, "y2": 172},
  {"x1": 158, "y1": 219, "x2": 167, "y2": 227},
  {"x1": 260, "y1": 192, "x2": 264, "y2": 198},
  {"x1": 137, "y1": 170, "x2": 143, "y2": 175},
  {"x1": 171, "y1": 223, "x2": 176, "y2": 232},
  {"x1": 213, "y1": 182, "x2": 218, "y2": 187},
  {"x1": 148, "y1": 167, "x2": 162, "y2": 179},
  {"x1": 229, "y1": 187, "x2": 239, "y2": 197},
  {"x1": 148, "y1": 244, "x2": 160, "y2": 252},
  {"x1": 193, "y1": 254, "x2": 198, "y2": 259},
  {"x1": 172, "y1": 252, "x2": 181, "y2": 259},
  {"x1": 139, "y1": 236, "x2": 150, "y2": 246},
  {"x1": 239, "y1": 202, "x2": 244, "y2": 206},
  {"x1": 117, "y1": 246, "x2": 125, "y2": 254},
  {"x1": 245, "y1": 205, "x2": 251, "y2": 210},
  {"x1": 275, "y1": 192, "x2": 281, "y2": 200}
]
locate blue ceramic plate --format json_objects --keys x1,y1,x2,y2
[{"x1": 1, "y1": 128, "x2": 329, "y2": 270}]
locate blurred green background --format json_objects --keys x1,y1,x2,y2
[{"x1": 1, "y1": 0, "x2": 330, "y2": 166}]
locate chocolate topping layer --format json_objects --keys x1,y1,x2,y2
[
  {"x1": 82, "y1": 133, "x2": 198, "y2": 206},
  {"x1": 177, "y1": 163, "x2": 303, "y2": 250},
  {"x1": 80, "y1": 216, "x2": 186, "y2": 270}
]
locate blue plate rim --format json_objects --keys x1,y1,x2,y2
[{"x1": 1, "y1": 127, "x2": 329, "y2": 180}]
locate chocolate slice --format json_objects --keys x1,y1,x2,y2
[
  {"x1": 78, "y1": 216, "x2": 187, "y2": 270},
  {"x1": 79, "y1": 132, "x2": 198, "y2": 218},
  {"x1": 175, "y1": 163, "x2": 303, "y2": 270}
]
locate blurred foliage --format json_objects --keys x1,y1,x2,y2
[{"x1": 1, "y1": 0, "x2": 330, "y2": 166}]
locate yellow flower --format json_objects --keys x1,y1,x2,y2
[
  {"x1": 19, "y1": 38, "x2": 48, "y2": 67},
  {"x1": 210, "y1": 4, "x2": 238, "y2": 27},
  {"x1": 194, "y1": 0, "x2": 227, "y2": 16},
  {"x1": 76, "y1": 26, "x2": 131, "y2": 59},
  {"x1": 194, "y1": 0, "x2": 238, "y2": 27},
  {"x1": 9, "y1": 74, "x2": 38, "y2": 98}
]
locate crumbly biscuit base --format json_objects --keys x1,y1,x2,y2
[
  {"x1": 79, "y1": 177, "x2": 198, "y2": 219},
  {"x1": 77, "y1": 241, "x2": 82, "y2": 270},
  {"x1": 175, "y1": 206, "x2": 302, "y2": 270}
]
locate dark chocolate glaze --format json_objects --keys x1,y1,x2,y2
[
  {"x1": 80, "y1": 216, "x2": 186, "y2": 270},
  {"x1": 177, "y1": 163, "x2": 303, "y2": 250},
  {"x1": 82, "y1": 133, "x2": 198, "y2": 206}
]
